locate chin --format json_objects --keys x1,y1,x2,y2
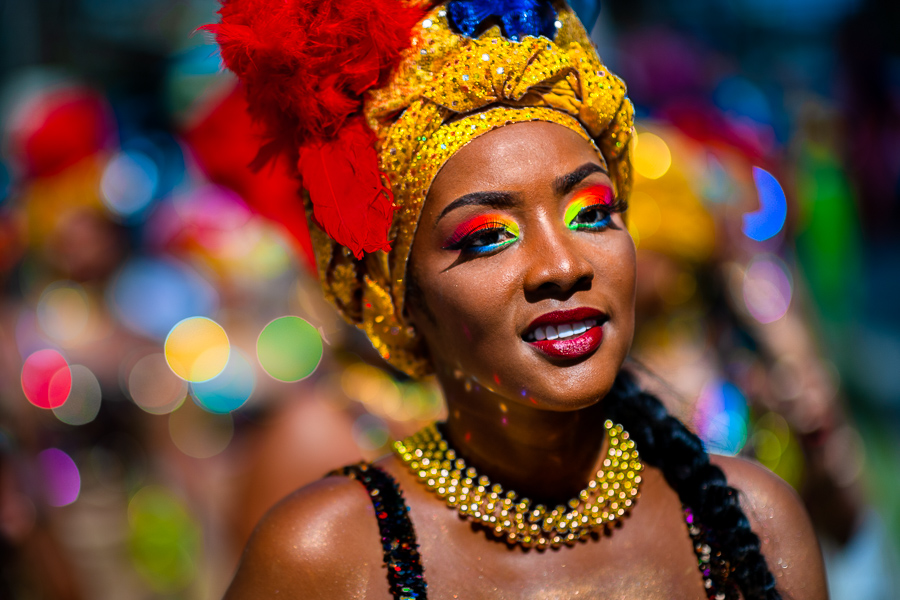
[
  {"x1": 516, "y1": 376, "x2": 618, "y2": 412},
  {"x1": 514, "y1": 343, "x2": 626, "y2": 410},
  {"x1": 485, "y1": 352, "x2": 623, "y2": 413}
]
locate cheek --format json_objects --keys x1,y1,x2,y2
[
  {"x1": 416, "y1": 269, "x2": 516, "y2": 361},
  {"x1": 594, "y1": 234, "x2": 637, "y2": 318}
]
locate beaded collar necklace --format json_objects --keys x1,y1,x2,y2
[{"x1": 393, "y1": 419, "x2": 643, "y2": 549}]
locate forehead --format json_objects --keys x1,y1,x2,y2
[{"x1": 426, "y1": 121, "x2": 606, "y2": 203}]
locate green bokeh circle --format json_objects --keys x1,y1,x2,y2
[{"x1": 257, "y1": 316, "x2": 323, "y2": 382}]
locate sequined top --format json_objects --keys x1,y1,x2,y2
[{"x1": 331, "y1": 462, "x2": 739, "y2": 599}]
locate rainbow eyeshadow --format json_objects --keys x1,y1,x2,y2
[
  {"x1": 443, "y1": 214, "x2": 520, "y2": 254},
  {"x1": 564, "y1": 185, "x2": 615, "y2": 230}
]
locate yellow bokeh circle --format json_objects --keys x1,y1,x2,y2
[
  {"x1": 164, "y1": 317, "x2": 230, "y2": 383},
  {"x1": 633, "y1": 132, "x2": 672, "y2": 180}
]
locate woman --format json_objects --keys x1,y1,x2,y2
[{"x1": 207, "y1": 1, "x2": 827, "y2": 598}]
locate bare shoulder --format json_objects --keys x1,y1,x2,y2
[
  {"x1": 224, "y1": 473, "x2": 386, "y2": 600},
  {"x1": 711, "y1": 455, "x2": 829, "y2": 600}
]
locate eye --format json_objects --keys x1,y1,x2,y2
[
  {"x1": 563, "y1": 184, "x2": 623, "y2": 232},
  {"x1": 567, "y1": 203, "x2": 613, "y2": 231},
  {"x1": 443, "y1": 217, "x2": 520, "y2": 255},
  {"x1": 444, "y1": 224, "x2": 518, "y2": 255}
]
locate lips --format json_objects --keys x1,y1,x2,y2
[{"x1": 522, "y1": 308, "x2": 607, "y2": 359}]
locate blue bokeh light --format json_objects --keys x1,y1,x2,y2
[
  {"x1": 742, "y1": 166, "x2": 787, "y2": 241},
  {"x1": 108, "y1": 257, "x2": 218, "y2": 340},
  {"x1": 694, "y1": 379, "x2": 749, "y2": 456},
  {"x1": 191, "y1": 349, "x2": 256, "y2": 414}
]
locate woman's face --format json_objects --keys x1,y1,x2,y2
[{"x1": 407, "y1": 121, "x2": 636, "y2": 411}]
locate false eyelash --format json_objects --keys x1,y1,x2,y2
[
  {"x1": 575, "y1": 195, "x2": 627, "y2": 218},
  {"x1": 607, "y1": 195, "x2": 628, "y2": 214},
  {"x1": 443, "y1": 220, "x2": 514, "y2": 249},
  {"x1": 454, "y1": 228, "x2": 517, "y2": 254}
]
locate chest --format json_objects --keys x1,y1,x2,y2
[
  {"x1": 390, "y1": 501, "x2": 710, "y2": 599},
  {"x1": 346, "y1": 463, "x2": 720, "y2": 600}
]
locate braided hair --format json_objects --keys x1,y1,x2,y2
[{"x1": 605, "y1": 369, "x2": 781, "y2": 600}]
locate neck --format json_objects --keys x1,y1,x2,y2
[{"x1": 436, "y1": 373, "x2": 610, "y2": 505}]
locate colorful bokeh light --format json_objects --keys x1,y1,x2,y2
[
  {"x1": 693, "y1": 379, "x2": 749, "y2": 456},
  {"x1": 128, "y1": 353, "x2": 188, "y2": 415},
  {"x1": 751, "y1": 412, "x2": 805, "y2": 489},
  {"x1": 352, "y1": 414, "x2": 390, "y2": 452},
  {"x1": 38, "y1": 448, "x2": 81, "y2": 507},
  {"x1": 191, "y1": 348, "x2": 255, "y2": 413},
  {"x1": 339, "y1": 362, "x2": 445, "y2": 422},
  {"x1": 100, "y1": 149, "x2": 159, "y2": 219},
  {"x1": 21, "y1": 349, "x2": 72, "y2": 409},
  {"x1": 127, "y1": 486, "x2": 199, "y2": 592},
  {"x1": 257, "y1": 316, "x2": 323, "y2": 382},
  {"x1": 168, "y1": 400, "x2": 234, "y2": 459},
  {"x1": 36, "y1": 281, "x2": 90, "y2": 343},
  {"x1": 742, "y1": 166, "x2": 787, "y2": 241},
  {"x1": 742, "y1": 254, "x2": 793, "y2": 324},
  {"x1": 52, "y1": 365, "x2": 101, "y2": 426},
  {"x1": 108, "y1": 257, "x2": 218, "y2": 340},
  {"x1": 633, "y1": 132, "x2": 672, "y2": 180},
  {"x1": 164, "y1": 317, "x2": 230, "y2": 383}
]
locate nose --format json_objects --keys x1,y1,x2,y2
[{"x1": 522, "y1": 218, "x2": 594, "y2": 299}]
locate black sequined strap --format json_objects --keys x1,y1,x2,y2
[
  {"x1": 683, "y1": 506, "x2": 740, "y2": 600},
  {"x1": 330, "y1": 463, "x2": 428, "y2": 600}
]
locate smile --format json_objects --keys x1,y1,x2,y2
[
  {"x1": 522, "y1": 308, "x2": 607, "y2": 359},
  {"x1": 524, "y1": 319, "x2": 598, "y2": 342}
]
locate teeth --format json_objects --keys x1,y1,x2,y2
[{"x1": 527, "y1": 319, "x2": 600, "y2": 342}]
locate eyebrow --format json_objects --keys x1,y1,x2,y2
[
  {"x1": 434, "y1": 191, "x2": 518, "y2": 228},
  {"x1": 433, "y1": 162, "x2": 609, "y2": 227},
  {"x1": 553, "y1": 163, "x2": 608, "y2": 196}
]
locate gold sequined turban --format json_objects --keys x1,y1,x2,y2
[{"x1": 307, "y1": 2, "x2": 634, "y2": 378}]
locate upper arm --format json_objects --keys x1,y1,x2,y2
[
  {"x1": 223, "y1": 476, "x2": 384, "y2": 600},
  {"x1": 712, "y1": 455, "x2": 829, "y2": 600}
]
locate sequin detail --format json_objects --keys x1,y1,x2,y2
[
  {"x1": 446, "y1": 0, "x2": 559, "y2": 41},
  {"x1": 393, "y1": 420, "x2": 642, "y2": 549},
  {"x1": 684, "y1": 506, "x2": 740, "y2": 599},
  {"x1": 331, "y1": 465, "x2": 734, "y2": 597},
  {"x1": 331, "y1": 463, "x2": 427, "y2": 599},
  {"x1": 311, "y1": 3, "x2": 635, "y2": 378}
]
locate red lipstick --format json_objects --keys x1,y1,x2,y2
[{"x1": 523, "y1": 308, "x2": 606, "y2": 360}]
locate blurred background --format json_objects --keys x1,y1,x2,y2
[{"x1": 0, "y1": 0, "x2": 898, "y2": 598}]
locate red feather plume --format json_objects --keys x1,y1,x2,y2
[{"x1": 201, "y1": 0, "x2": 428, "y2": 259}]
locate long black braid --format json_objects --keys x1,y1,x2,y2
[{"x1": 605, "y1": 369, "x2": 781, "y2": 600}]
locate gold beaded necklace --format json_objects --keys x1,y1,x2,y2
[{"x1": 393, "y1": 419, "x2": 643, "y2": 549}]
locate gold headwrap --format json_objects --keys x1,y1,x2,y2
[{"x1": 309, "y1": 3, "x2": 634, "y2": 377}]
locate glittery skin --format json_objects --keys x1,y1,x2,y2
[
  {"x1": 330, "y1": 463, "x2": 427, "y2": 600},
  {"x1": 564, "y1": 184, "x2": 615, "y2": 229},
  {"x1": 310, "y1": 2, "x2": 635, "y2": 377},
  {"x1": 393, "y1": 419, "x2": 643, "y2": 549},
  {"x1": 443, "y1": 213, "x2": 520, "y2": 253}
]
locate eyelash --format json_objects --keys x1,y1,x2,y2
[
  {"x1": 566, "y1": 193, "x2": 626, "y2": 232},
  {"x1": 442, "y1": 190, "x2": 626, "y2": 255},
  {"x1": 443, "y1": 221, "x2": 519, "y2": 255},
  {"x1": 568, "y1": 203, "x2": 614, "y2": 230}
]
